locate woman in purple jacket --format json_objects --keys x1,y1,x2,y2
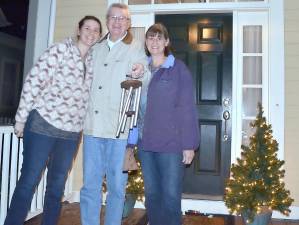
[{"x1": 138, "y1": 23, "x2": 200, "y2": 225}]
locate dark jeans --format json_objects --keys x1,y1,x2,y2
[
  {"x1": 138, "y1": 150, "x2": 184, "y2": 225},
  {"x1": 4, "y1": 121, "x2": 79, "y2": 225}
]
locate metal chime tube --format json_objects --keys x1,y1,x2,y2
[
  {"x1": 133, "y1": 86, "x2": 141, "y2": 127},
  {"x1": 118, "y1": 88, "x2": 125, "y2": 123},
  {"x1": 120, "y1": 95, "x2": 131, "y2": 133},
  {"x1": 116, "y1": 87, "x2": 133, "y2": 137},
  {"x1": 130, "y1": 91, "x2": 139, "y2": 129}
]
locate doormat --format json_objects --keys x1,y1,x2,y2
[{"x1": 183, "y1": 211, "x2": 234, "y2": 225}]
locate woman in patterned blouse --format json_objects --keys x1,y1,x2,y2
[{"x1": 4, "y1": 15, "x2": 102, "y2": 225}]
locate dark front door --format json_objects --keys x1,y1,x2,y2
[{"x1": 156, "y1": 14, "x2": 232, "y2": 196}]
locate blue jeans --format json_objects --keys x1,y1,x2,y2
[
  {"x1": 80, "y1": 135, "x2": 128, "y2": 225},
  {"x1": 138, "y1": 150, "x2": 184, "y2": 225},
  {"x1": 4, "y1": 124, "x2": 79, "y2": 225}
]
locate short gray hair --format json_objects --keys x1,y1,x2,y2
[{"x1": 106, "y1": 3, "x2": 131, "y2": 20}]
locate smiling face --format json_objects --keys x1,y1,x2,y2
[
  {"x1": 146, "y1": 33, "x2": 169, "y2": 57},
  {"x1": 106, "y1": 7, "x2": 131, "y2": 41},
  {"x1": 145, "y1": 23, "x2": 171, "y2": 57},
  {"x1": 77, "y1": 19, "x2": 101, "y2": 47}
]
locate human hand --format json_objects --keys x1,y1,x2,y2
[
  {"x1": 130, "y1": 63, "x2": 144, "y2": 79},
  {"x1": 182, "y1": 150, "x2": 195, "y2": 165},
  {"x1": 14, "y1": 122, "x2": 25, "y2": 138}
]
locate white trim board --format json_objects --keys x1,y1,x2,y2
[{"x1": 129, "y1": 2, "x2": 270, "y2": 14}]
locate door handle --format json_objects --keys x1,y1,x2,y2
[{"x1": 223, "y1": 110, "x2": 230, "y2": 141}]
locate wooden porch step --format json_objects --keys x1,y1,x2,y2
[
  {"x1": 24, "y1": 202, "x2": 299, "y2": 225},
  {"x1": 24, "y1": 202, "x2": 147, "y2": 225}
]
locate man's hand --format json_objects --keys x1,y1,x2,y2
[
  {"x1": 14, "y1": 122, "x2": 25, "y2": 138},
  {"x1": 131, "y1": 63, "x2": 144, "y2": 79},
  {"x1": 182, "y1": 150, "x2": 195, "y2": 165}
]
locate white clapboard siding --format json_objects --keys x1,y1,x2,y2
[{"x1": 284, "y1": 0, "x2": 299, "y2": 206}]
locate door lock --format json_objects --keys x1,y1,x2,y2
[
  {"x1": 223, "y1": 110, "x2": 230, "y2": 141},
  {"x1": 223, "y1": 98, "x2": 230, "y2": 107}
]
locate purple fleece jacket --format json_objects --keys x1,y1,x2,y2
[{"x1": 140, "y1": 55, "x2": 200, "y2": 153}]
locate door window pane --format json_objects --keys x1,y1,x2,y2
[
  {"x1": 242, "y1": 119, "x2": 256, "y2": 145},
  {"x1": 243, "y1": 56, "x2": 262, "y2": 84},
  {"x1": 242, "y1": 88, "x2": 262, "y2": 117},
  {"x1": 243, "y1": 26, "x2": 262, "y2": 53}
]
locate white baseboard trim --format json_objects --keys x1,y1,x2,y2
[
  {"x1": 65, "y1": 191, "x2": 299, "y2": 220},
  {"x1": 63, "y1": 191, "x2": 80, "y2": 203},
  {"x1": 26, "y1": 209, "x2": 43, "y2": 220}
]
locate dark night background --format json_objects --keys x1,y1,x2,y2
[
  {"x1": 0, "y1": 0, "x2": 29, "y2": 39},
  {"x1": 0, "y1": 0, "x2": 29, "y2": 124}
]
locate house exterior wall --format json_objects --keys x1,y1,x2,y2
[
  {"x1": 54, "y1": 0, "x2": 107, "y2": 42},
  {"x1": 54, "y1": 0, "x2": 299, "y2": 208},
  {"x1": 284, "y1": 0, "x2": 299, "y2": 206},
  {"x1": 54, "y1": 0, "x2": 107, "y2": 191}
]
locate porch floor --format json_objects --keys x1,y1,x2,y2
[{"x1": 24, "y1": 202, "x2": 299, "y2": 225}]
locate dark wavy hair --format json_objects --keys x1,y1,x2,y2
[{"x1": 145, "y1": 23, "x2": 171, "y2": 56}]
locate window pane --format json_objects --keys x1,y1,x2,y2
[
  {"x1": 243, "y1": 56, "x2": 262, "y2": 84},
  {"x1": 243, "y1": 25, "x2": 262, "y2": 53},
  {"x1": 242, "y1": 119, "x2": 256, "y2": 145},
  {"x1": 155, "y1": 0, "x2": 205, "y2": 3},
  {"x1": 242, "y1": 88, "x2": 262, "y2": 117},
  {"x1": 155, "y1": 0, "x2": 178, "y2": 3},
  {"x1": 181, "y1": 0, "x2": 205, "y2": 2},
  {"x1": 210, "y1": 0, "x2": 233, "y2": 2},
  {"x1": 129, "y1": 0, "x2": 151, "y2": 4}
]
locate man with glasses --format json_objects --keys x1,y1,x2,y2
[{"x1": 80, "y1": 3, "x2": 147, "y2": 225}]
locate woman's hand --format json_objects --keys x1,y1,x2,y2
[
  {"x1": 14, "y1": 122, "x2": 25, "y2": 138},
  {"x1": 182, "y1": 150, "x2": 195, "y2": 165}
]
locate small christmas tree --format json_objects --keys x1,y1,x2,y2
[
  {"x1": 224, "y1": 103, "x2": 293, "y2": 223},
  {"x1": 126, "y1": 148, "x2": 144, "y2": 201},
  {"x1": 126, "y1": 168, "x2": 144, "y2": 201}
]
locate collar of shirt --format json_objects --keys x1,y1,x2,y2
[
  {"x1": 107, "y1": 32, "x2": 127, "y2": 49},
  {"x1": 148, "y1": 54, "x2": 175, "y2": 69}
]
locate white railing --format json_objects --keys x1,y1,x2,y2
[{"x1": 0, "y1": 126, "x2": 72, "y2": 225}]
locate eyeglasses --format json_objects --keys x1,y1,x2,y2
[{"x1": 108, "y1": 15, "x2": 130, "y2": 23}]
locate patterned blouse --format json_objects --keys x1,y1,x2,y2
[{"x1": 15, "y1": 37, "x2": 94, "y2": 132}]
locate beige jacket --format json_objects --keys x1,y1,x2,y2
[{"x1": 84, "y1": 32, "x2": 148, "y2": 139}]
